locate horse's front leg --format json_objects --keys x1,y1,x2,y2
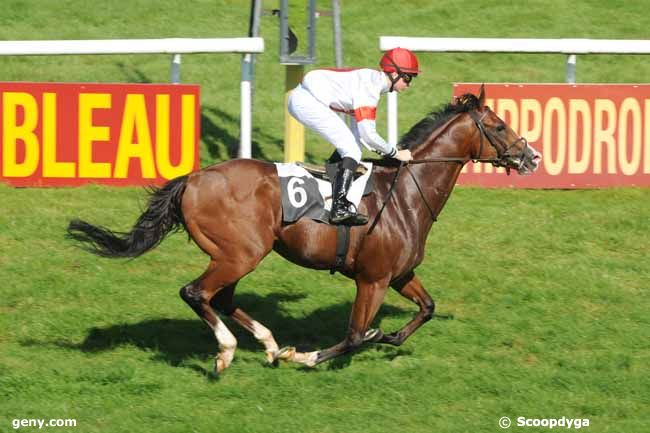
[
  {"x1": 281, "y1": 276, "x2": 390, "y2": 367},
  {"x1": 364, "y1": 272, "x2": 435, "y2": 346}
]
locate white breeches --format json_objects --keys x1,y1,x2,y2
[{"x1": 287, "y1": 84, "x2": 362, "y2": 162}]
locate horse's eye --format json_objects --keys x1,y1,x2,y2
[{"x1": 496, "y1": 124, "x2": 506, "y2": 133}]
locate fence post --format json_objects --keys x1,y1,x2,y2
[
  {"x1": 332, "y1": 0, "x2": 343, "y2": 68},
  {"x1": 239, "y1": 0, "x2": 263, "y2": 158},
  {"x1": 566, "y1": 54, "x2": 576, "y2": 84},
  {"x1": 284, "y1": 64, "x2": 305, "y2": 162},
  {"x1": 170, "y1": 54, "x2": 181, "y2": 83},
  {"x1": 387, "y1": 91, "x2": 398, "y2": 145},
  {"x1": 240, "y1": 54, "x2": 254, "y2": 159}
]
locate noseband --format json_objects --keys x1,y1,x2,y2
[
  {"x1": 467, "y1": 110, "x2": 530, "y2": 174},
  {"x1": 409, "y1": 109, "x2": 530, "y2": 171},
  {"x1": 367, "y1": 109, "x2": 531, "y2": 234}
]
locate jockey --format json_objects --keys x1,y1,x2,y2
[{"x1": 288, "y1": 47, "x2": 419, "y2": 226}]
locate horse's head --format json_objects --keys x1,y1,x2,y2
[{"x1": 465, "y1": 85, "x2": 541, "y2": 175}]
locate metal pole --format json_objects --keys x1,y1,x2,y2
[
  {"x1": 248, "y1": 0, "x2": 262, "y2": 102},
  {"x1": 239, "y1": 0, "x2": 263, "y2": 158},
  {"x1": 566, "y1": 54, "x2": 576, "y2": 84},
  {"x1": 332, "y1": 0, "x2": 349, "y2": 126},
  {"x1": 332, "y1": 0, "x2": 343, "y2": 68},
  {"x1": 170, "y1": 53, "x2": 181, "y2": 83}
]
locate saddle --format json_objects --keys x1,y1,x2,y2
[
  {"x1": 296, "y1": 162, "x2": 368, "y2": 182},
  {"x1": 276, "y1": 160, "x2": 374, "y2": 276}
]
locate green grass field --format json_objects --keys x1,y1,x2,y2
[
  {"x1": 1, "y1": 1, "x2": 650, "y2": 432},
  {"x1": 1, "y1": 185, "x2": 649, "y2": 433}
]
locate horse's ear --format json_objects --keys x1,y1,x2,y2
[{"x1": 478, "y1": 84, "x2": 486, "y2": 106}]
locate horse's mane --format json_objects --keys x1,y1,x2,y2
[
  {"x1": 399, "y1": 93, "x2": 480, "y2": 150},
  {"x1": 365, "y1": 93, "x2": 481, "y2": 168}
]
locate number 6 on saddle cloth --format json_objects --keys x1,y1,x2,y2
[{"x1": 275, "y1": 161, "x2": 374, "y2": 224}]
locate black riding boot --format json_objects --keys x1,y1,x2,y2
[{"x1": 329, "y1": 158, "x2": 368, "y2": 226}]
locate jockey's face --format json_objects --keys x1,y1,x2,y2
[{"x1": 389, "y1": 72, "x2": 413, "y2": 92}]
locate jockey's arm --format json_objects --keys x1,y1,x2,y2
[{"x1": 354, "y1": 115, "x2": 397, "y2": 158}]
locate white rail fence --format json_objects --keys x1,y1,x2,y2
[
  {"x1": 0, "y1": 37, "x2": 265, "y2": 158},
  {"x1": 380, "y1": 36, "x2": 650, "y2": 145}
]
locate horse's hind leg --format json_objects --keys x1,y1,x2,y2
[
  {"x1": 210, "y1": 282, "x2": 286, "y2": 365},
  {"x1": 180, "y1": 257, "x2": 265, "y2": 374},
  {"x1": 179, "y1": 273, "x2": 235, "y2": 373}
]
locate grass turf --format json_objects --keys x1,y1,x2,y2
[
  {"x1": 1, "y1": 184, "x2": 648, "y2": 432},
  {"x1": 1, "y1": 1, "x2": 649, "y2": 431}
]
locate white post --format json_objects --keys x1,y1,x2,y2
[
  {"x1": 566, "y1": 54, "x2": 577, "y2": 84},
  {"x1": 0, "y1": 37, "x2": 265, "y2": 160},
  {"x1": 170, "y1": 53, "x2": 181, "y2": 83},
  {"x1": 239, "y1": 53, "x2": 253, "y2": 159},
  {"x1": 387, "y1": 91, "x2": 398, "y2": 145}
]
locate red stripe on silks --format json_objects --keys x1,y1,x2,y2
[{"x1": 354, "y1": 106, "x2": 376, "y2": 122}]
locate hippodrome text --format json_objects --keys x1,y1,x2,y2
[{"x1": 454, "y1": 84, "x2": 650, "y2": 187}]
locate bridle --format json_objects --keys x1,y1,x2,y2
[
  {"x1": 367, "y1": 108, "x2": 530, "y2": 234},
  {"x1": 409, "y1": 108, "x2": 531, "y2": 172}
]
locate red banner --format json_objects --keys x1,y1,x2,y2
[
  {"x1": 453, "y1": 83, "x2": 650, "y2": 188},
  {"x1": 0, "y1": 82, "x2": 200, "y2": 187}
]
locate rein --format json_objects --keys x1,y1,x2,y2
[
  {"x1": 367, "y1": 108, "x2": 529, "y2": 234},
  {"x1": 405, "y1": 165, "x2": 437, "y2": 222},
  {"x1": 366, "y1": 162, "x2": 438, "y2": 235},
  {"x1": 367, "y1": 163, "x2": 403, "y2": 234},
  {"x1": 409, "y1": 110, "x2": 530, "y2": 168}
]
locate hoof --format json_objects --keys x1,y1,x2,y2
[
  {"x1": 363, "y1": 328, "x2": 384, "y2": 342},
  {"x1": 214, "y1": 357, "x2": 227, "y2": 374},
  {"x1": 265, "y1": 350, "x2": 278, "y2": 366},
  {"x1": 266, "y1": 348, "x2": 292, "y2": 367},
  {"x1": 273, "y1": 347, "x2": 318, "y2": 367},
  {"x1": 274, "y1": 346, "x2": 296, "y2": 362}
]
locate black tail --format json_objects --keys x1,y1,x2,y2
[{"x1": 67, "y1": 175, "x2": 189, "y2": 258}]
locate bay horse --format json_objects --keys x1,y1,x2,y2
[{"x1": 67, "y1": 85, "x2": 540, "y2": 374}]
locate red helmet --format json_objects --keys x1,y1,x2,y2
[{"x1": 380, "y1": 47, "x2": 420, "y2": 75}]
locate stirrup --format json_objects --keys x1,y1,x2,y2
[
  {"x1": 330, "y1": 203, "x2": 368, "y2": 226},
  {"x1": 330, "y1": 214, "x2": 368, "y2": 226},
  {"x1": 337, "y1": 214, "x2": 368, "y2": 226}
]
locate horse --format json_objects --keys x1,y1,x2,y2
[{"x1": 67, "y1": 85, "x2": 540, "y2": 374}]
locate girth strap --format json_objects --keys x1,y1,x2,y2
[{"x1": 330, "y1": 224, "x2": 351, "y2": 274}]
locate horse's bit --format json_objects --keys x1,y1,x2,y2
[
  {"x1": 467, "y1": 109, "x2": 531, "y2": 174},
  {"x1": 408, "y1": 108, "x2": 531, "y2": 171},
  {"x1": 367, "y1": 109, "x2": 531, "y2": 233}
]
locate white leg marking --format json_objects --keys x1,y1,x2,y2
[
  {"x1": 282, "y1": 348, "x2": 318, "y2": 367},
  {"x1": 251, "y1": 320, "x2": 280, "y2": 354},
  {"x1": 209, "y1": 319, "x2": 237, "y2": 372}
]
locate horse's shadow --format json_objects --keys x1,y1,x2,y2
[{"x1": 46, "y1": 292, "x2": 435, "y2": 370}]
